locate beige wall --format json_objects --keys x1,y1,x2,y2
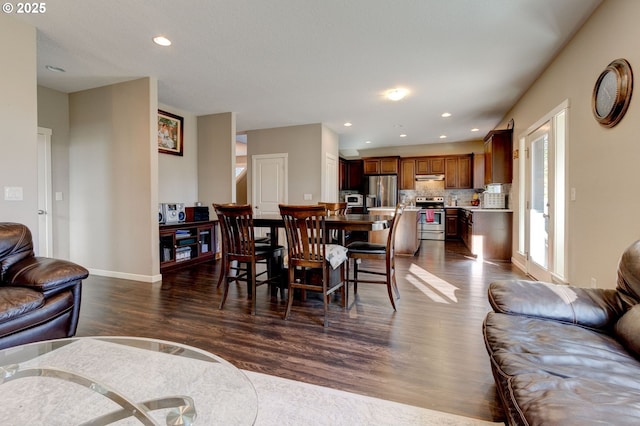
[
  {"x1": 69, "y1": 78, "x2": 159, "y2": 281},
  {"x1": 0, "y1": 15, "x2": 38, "y2": 233},
  {"x1": 158, "y1": 104, "x2": 198, "y2": 205},
  {"x1": 357, "y1": 140, "x2": 485, "y2": 158},
  {"x1": 197, "y1": 112, "x2": 236, "y2": 207},
  {"x1": 37, "y1": 87, "x2": 71, "y2": 259},
  {"x1": 502, "y1": 0, "x2": 640, "y2": 289},
  {"x1": 247, "y1": 124, "x2": 323, "y2": 204}
]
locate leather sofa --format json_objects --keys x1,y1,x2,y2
[
  {"x1": 483, "y1": 240, "x2": 640, "y2": 425},
  {"x1": 0, "y1": 222, "x2": 88, "y2": 349}
]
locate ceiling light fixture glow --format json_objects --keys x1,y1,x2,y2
[
  {"x1": 439, "y1": 135, "x2": 447, "y2": 139},
  {"x1": 400, "y1": 134, "x2": 407, "y2": 138},
  {"x1": 365, "y1": 140, "x2": 372, "y2": 144},
  {"x1": 344, "y1": 122, "x2": 352, "y2": 127},
  {"x1": 385, "y1": 88, "x2": 408, "y2": 101},
  {"x1": 45, "y1": 65, "x2": 66, "y2": 73},
  {"x1": 441, "y1": 112, "x2": 452, "y2": 118},
  {"x1": 153, "y1": 36, "x2": 172, "y2": 46},
  {"x1": 471, "y1": 128, "x2": 480, "y2": 132}
]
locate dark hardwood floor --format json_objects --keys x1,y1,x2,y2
[{"x1": 76, "y1": 240, "x2": 527, "y2": 422}]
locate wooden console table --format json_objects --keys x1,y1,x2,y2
[{"x1": 159, "y1": 220, "x2": 218, "y2": 272}]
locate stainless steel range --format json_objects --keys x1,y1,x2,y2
[{"x1": 415, "y1": 196, "x2": 445, "y2": 240}]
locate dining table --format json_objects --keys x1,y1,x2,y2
[{"x1": 252, "y1": 213, "x2": 393, "y2": 246}]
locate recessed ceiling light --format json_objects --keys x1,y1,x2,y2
[
  {"x1": 45, "y1": 65, "x2": 65, "y2": 73},
  {"x1": 153, "y1": 36, "x2": 172, "y2": 46},
  {"x1": 439, "y1": 135, "x2": 447, "y2": 139},
  {"x1": 400, "y1": 134, "x2": 407, "y2": 138},
  {"x1": 385, "y1": 88, "x2": 408, "y2": 101},
  {"x1": 441, "y1": 112, "x2": 452, "y2": 118},
  {"x1": 471, "y1": 128, "x2": 480, "y2": 132},
  {"x1": 344, "y1": 122, "x2": 352, "y2": 127},
  {"x1": 365, "y1": 140, "x2": 372, "y2": 144}
]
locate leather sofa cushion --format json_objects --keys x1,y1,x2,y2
[
  {"x1": 0, "y1": 223, "x2": 34, "y2": 280},
  {"x1": 0, "y1": 287, "x2": 44, "y2": 324},
  {"x1": 616, "y1": 304, "x2": 640, "y2": 359},
  {"x1": 485, "y1": 312, "x2": 640, "y2": 425},
  {"x1": 3, "y1": 257, "x2": 89, "y2": 296}
]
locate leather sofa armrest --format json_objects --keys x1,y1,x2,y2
[
  {"x1": 3, "y1": 257, "x2": 89, "y2": 297},
  {"x1": 488, "y1": 279, "x2": 626, "y2": 330}
]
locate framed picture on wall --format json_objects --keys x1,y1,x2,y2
[{"x1": 158, "y1": 110, "x2": 183, "y2": 156}]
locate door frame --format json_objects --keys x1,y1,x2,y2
[
  {"x1": 519, "y1": 99, "x2": 569, "y2": 283},
  {"x1": 37, "y1": 127, "x2": 53, "y2": 257}
]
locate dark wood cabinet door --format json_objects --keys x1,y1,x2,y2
[
  {"x1": 379, "y1": 157, "x2": 399, "y2": 174},
  {"x1": 416, "y1": 157, "x2": 445, "y2": 174},
  {"x1": 347, "y1": 160, "x2": 363, "y2": 190},
  {"x1": 457, "y1": 155, "x2": 472, "y2": 188},
  {"x1": 430, "y1": 157, "x2": 445, "y2": 174},
  {"x1": 400, "y1": 159, "x2": 416, "y2": 190},
  {"x1": 484, "y1": 129, "x2": 512, "y2": 184},
  {"x1": 363, "y1": 159, "x2": 380, "y2": 175},
  {"x1": 445, "y1": 212, "x2": 459, "y2": 239},
  {"x1": 339, "y1": 159, "x2": 347, "y2": 190},
  {"x1": 445, "y1": 157, "x2": 458, "y2": 188}
]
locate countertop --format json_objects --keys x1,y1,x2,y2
[
  {"x1": 367, "y1": 206, "x2": 422, "y2": 212},
  {"x1": 445, "y1": 206, "x2": 513, "y2": 212}
]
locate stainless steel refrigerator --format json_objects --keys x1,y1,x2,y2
[{"x1": 365, "y1": 175, "x2": 398, "y2": 208}]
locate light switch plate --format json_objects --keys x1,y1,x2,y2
[
  {"x1": 55, "y1": 192, "x2": 64, "y2": 201},
  {"x1": 303, "y1": 193, "x2": 312, "y2": 201},
  {"x1": 4, "y1": 186, "x2": 23, "y2": 201}
]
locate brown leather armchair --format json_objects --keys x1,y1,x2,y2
[{"x1": 0, "y1": 222, "x2": 88, "y2": 349}]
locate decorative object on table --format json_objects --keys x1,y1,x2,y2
[
  {"x1": 158, "y1": 110, "x2": 184, "y2": 156},
  {"x1": 592, "y1": 58, "x2": 633, "y2": 128}
]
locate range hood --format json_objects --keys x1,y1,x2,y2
[{"x1": 415, "y1": 174, "x2": 445, "y2": 181}]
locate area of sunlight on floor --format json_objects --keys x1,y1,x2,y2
[{"x1": 405, "y1": 263, "x2": 460, "y2": 304}]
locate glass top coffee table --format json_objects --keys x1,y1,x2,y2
[{"x1": 0, "y1": 336, "x2": 257, "y2": 425}]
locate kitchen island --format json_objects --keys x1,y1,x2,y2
[
  {"x1": 367, "y1": 207, "x2": 421, "y2": 256},
  {"x1": 456, "y1": 207, "x2": 513, "y2": 261}
]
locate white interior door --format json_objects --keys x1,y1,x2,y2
[
  {"x1": 525, "y1": 123, "x2": 552, "y2": 281},
  {"x1": 37, "y1": 128, "x2": 53, "y2": 257},
  {"x1": 324, "y1": 153, "x2": 338, "y2": 202},
  {"x1": 252, "y1": 153, "x2": 288, "y2": 238}
]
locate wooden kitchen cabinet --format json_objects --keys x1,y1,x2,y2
[
  {"x1": 416, "y1": 157, "x2": 445, "y2": 174},
  {"x1": 340, "y1": 159, "x2": 363, "y2": 190},
  {"x1": 363, "y1": 157, "x2": 399, "y2": 175},
  {"x1": 400, "y1": 158, "x2": 416, "y2": 190},
  {"x1": 484, "y1": 129, "x2": 513, "y2": 184},
  {"x1": 445, "y1": 208, "x2": 459, "y2": 240},
  {"x1": 459, "y1": 209, "x2": 512, "y2": 261},
  {"x1": 473, "y1": 153, "x2": 485, "y2": 189},
  {"x1": 444, "y1": 155, "x2": 472, "y2": 189}
]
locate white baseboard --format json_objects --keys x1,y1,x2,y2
[
  {"x1": 511, "y1": 256, "x2": 526, "y2": 274},
  {"x1": 88, "y1": 268, "x2": 162, "y2": 283}
]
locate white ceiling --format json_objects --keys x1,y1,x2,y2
[{"x1": 14, "y1": 0, "x2": 601, "y2": 153}]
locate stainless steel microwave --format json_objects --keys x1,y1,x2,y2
[{"x1": 344, "y1": 194, "x2": 363, "y2": 207}]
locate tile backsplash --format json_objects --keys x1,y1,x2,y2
[{"x1": 400, "y1": 181, "x2": 511, "y2": 207}]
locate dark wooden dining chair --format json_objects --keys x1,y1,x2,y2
[
  {"x1": 318, "y1": 201, "x2": 349, "y2": 244},
  {"x1": 318, "y1": 201, "x2": 349, "y2": 216},
  {"x1": 213, "y1": 203, "x2": 284, "y2": 315},
  {"x1": 279, "y1": 204, "x2": 348, "y2": 327},
  {"x1": 345, "y1": 203, "x2": 405, "y2": 310}
]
